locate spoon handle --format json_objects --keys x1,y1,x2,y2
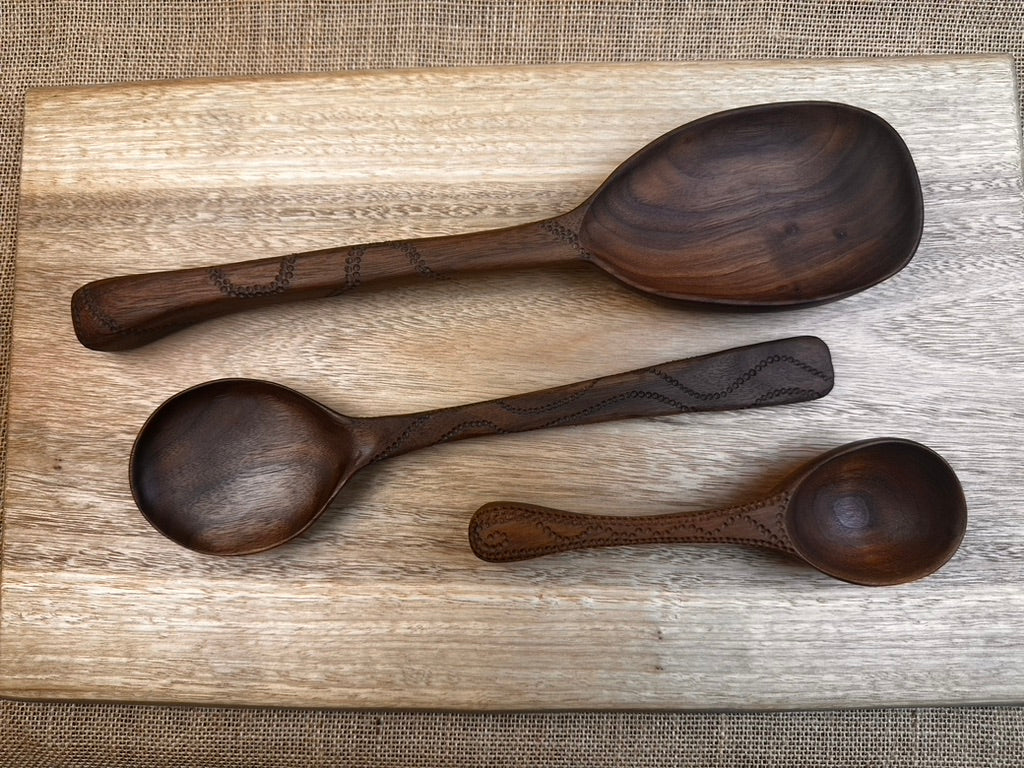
[
  {"x1": 71, "y1": 212, "x2": 587, "y2": 351},
  {"x1": 468, "y1": 495, "x2": 795, "y2": 562},
  {"x1": 362, "y1": 336, "x2": 832, "y2": 462}
]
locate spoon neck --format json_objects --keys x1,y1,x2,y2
[
  {"x1": 676, "y1": 493, "x2": 797, "y2": 554},
  {"x1": 468, "y1": 494, "x2": 797, "y2": 562},
  {"x1": 338, "y1": 207, "x2": 589, "y2": 288}
]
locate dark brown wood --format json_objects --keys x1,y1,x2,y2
[
  {"x1": 72, "y1": 101, "x2": 923, "y2": 350},
  {"x1": 468, "y1": 438, "x2": 967, "y2": 586},
  {"x1": 469, "y1": 496, "x2": 795, "y2": 561},
  {"x1": 130, "y1": 336, "x2": 833, "y2": 555},
  {"x1": 71, "y1": 220, "x2": 580, "y2": 351},
  {"x1": 579, "y1": 102, "x2": 923, "y2": 306}
]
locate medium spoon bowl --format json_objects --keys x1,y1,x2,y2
[
  {"x1": 74, "y1": 101, "x2": 923, "y2": 350},
  {"x1": 131, "y1": 379, "x2": 360, "y2": 555},
  {"x1": 469, "y1": 438, "x2": 967, "y2": 586}
]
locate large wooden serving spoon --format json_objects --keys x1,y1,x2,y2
[
  {"x1": 73, "y1": 101, "x2": 922, "y2": 350},
  {"x1": 129, "y1": 336, "x2": 832, "y2": 555},
  {"x1": 468, "y1": 438, "x2": 967, "y2": 586}
]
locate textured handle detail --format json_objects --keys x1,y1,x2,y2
[
  {"x1": 71, "y1": 254, "x2": 308, "y2": 351},
  {"x1": 468, "y1": 495, "x2": 794, "y2": 562},
  {"x1": 363, "y1": 336, "x2": 832, "y2": 462},
  {"x1": 610, "y1": 335, "x2": 834, "y2": 415},
  {"x1": 71, "y1": 216, "x2": 584, "y2": 351}
]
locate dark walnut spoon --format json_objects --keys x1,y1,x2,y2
[
  {"x1": 469, "y1": 438, "x2": 967, "y2": 586},
  {"x1": 73, "y1": 101, "x2": 922, "y2": 350},
  {"x1": 130, "y1": 336, "x2": 832, "y2": 555}
]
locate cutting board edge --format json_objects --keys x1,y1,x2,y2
[
  {"x1": 20, "y1": 52, "x2": 1016, "y2": 104},
  {"x1": 2, "y1": 685, "x2": 1023, "y2": 712}
]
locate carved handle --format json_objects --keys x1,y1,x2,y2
[
  {"x1": 361, "y1": 336, "x2": 832, "y2": 462},
  {"x1": 468, "y1": 495, "x2": 795, "y2": 562},
  {"x1": 71, "y1": 216, "x2": 585, "y2": 351}
]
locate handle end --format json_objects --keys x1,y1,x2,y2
[
  {"x1": 776, "y1": 334, "x2": 834, "y2": 401},
  {"x1": 469, "y1": 501, "x2": 596, "y2": 562},
  {"x1": 71, "y1": 255, "x2": 307, "y2": 351},
  {"x1": 730, "y1": 335, "x2": 834, "y2": 407},
  {"x1": 71, "y1": 280, "x2": 170, "y2": 351}
]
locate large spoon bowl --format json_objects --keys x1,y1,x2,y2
[
  {"x1": 74, "y1": 101, "x2": 923, "y2": 350},
  {"x1": 469, "y1": 438, "x2": 967, "y2": 586},
  {"x1": 579, "y1": 101, "x2": 923, "y2": 305}
]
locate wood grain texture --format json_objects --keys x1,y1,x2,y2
[{"x1": 3, "y1": 57, "x2": 1024, "y2": 710}]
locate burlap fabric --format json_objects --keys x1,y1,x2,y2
[{"x1": 2, "y1": 2, "x2": 1023, "y2": 765}]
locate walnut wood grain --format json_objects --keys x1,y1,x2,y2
[
  {"x1": 468, "y1": 438, "x2": 967, "y2": 587},
  {"x1": 71, "y1": 215, "x2": 584, "y2": 351},
  {"x1": 362, "y1": 335, "x2": 833, "y2": 461},
  {"x1": 578, "y1": 101, "x2": 922, "y2": 304}
]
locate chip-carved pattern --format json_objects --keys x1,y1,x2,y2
[
  {"x1": 468, "y1": 493, "x2": 795, "y2": 562},
  {"x1": 368, "y1": 344, "x2": 831, "y2": 462},
  {"x1": 208, "y1": 255, "x2": 297, "y2": 298}
]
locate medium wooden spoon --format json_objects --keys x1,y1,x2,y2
[
  {"x1": 73, "y1": 101, "x2": 922, "y2": 350},
  {"x1": 129, "y1": 336, "x2": 832, "y2": 555},
  {"x1": 468, "y1": 438, "x2": 967, "y2": 586}
]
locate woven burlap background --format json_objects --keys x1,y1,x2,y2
[{"x1": 3, "y1": 2, "x2": 1024, "y2": 766}]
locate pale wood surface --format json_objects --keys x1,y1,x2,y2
[{"x1": 2, "y1": 57, "x2": 1023, "y2": 710}]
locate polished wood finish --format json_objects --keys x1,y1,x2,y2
[
  {"x1": 469, "y1": 438, "x2": 967, "y2": 586},
  {"x1": 131, "y1": 336, "x2": 833, "y2": 555},
  {"x1": 70, "y1": 101, "x2": 922, "y2": 351},
  {"x1": 6, "y1": 57, "x2": 1024, "y2": 711}
]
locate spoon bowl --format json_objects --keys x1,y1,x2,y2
[
  {"x1": 782, "y1": 439, "x2": 967, "y2": 585},
  {"x1": 129, "y1": 336, "x2": 833, "y2": 554},
  {"x1": 131, "y1": 379, "x2": 360, "y2": 554},
  {"x1": 469, "y1": 438, "x2": 967, "y2": 586},
  {"x1": 579, "y1": 102, "x2": 923, "y2": 306},
  {"x1": 74, "y1": 101, "x2": 923, "y2": 350}
]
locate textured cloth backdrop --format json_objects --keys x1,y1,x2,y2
[{"x1": 2, "y1": 2, "x2": 1024, "y2": 766}]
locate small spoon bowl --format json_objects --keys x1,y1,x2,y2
[
  {"x1": 469, "y1": 438, "x2": 967, "y2": 586},
  {"x1": 782, "y1": 439, "x2": 967, "y2": 585}
]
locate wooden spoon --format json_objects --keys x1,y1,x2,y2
[
  {"x1": 468, "y1": 438, "x2": 967, "y2": 586},
  {"x1": 73, "y1": 101, "x2": 922, "y2": 350},
  {"x1": 129, "y1": 336, "x2": 832, "y2": 555}
]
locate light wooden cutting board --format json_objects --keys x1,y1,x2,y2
[{"x1": 3, "y1": 57, "x2": 1023, "y2": 710}]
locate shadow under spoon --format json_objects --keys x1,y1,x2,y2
[
  {"x1": 130, "y1": 336, "x2": 832, "y2": 555},
  {"x1": 468, "y1": 438, "x2": 967, "y2": 586},
  {"x1": 73, "y1": 101, "x2": 922, "y2": 350}
]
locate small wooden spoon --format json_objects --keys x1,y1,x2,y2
[
  {"x1": 468, "y1": 438, "x2": 967, "y2": 586},
  {"x1": 129, "y1": 336, "x2": 832, "y2": 555},
  {"x1": 73, "y1": 101, "x2": 922, "y2": 350}
]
